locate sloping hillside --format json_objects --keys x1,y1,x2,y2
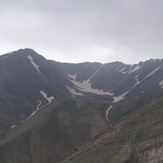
[
  {"x1": 0, "y1": 98, "x2": 110, "y2": 163},
  {"x1": 65, "y1": 97, "x2": 163, "y2": 163}
]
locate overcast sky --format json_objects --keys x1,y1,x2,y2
[{"x1": 0, "y1": 0, "x2": 163, "y2": 64}]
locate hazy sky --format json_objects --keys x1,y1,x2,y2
[{"x1": 0, "y1": 0, "x2": 163, "y2": 64}]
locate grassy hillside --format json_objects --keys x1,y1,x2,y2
[
  {"x1": 108, "y1": 90, "x2": 163, "y2": 125},
  {"x1": 65, "y1": 97, "x2": 163, "y2": 163},
  {"x1": 0, "y1": 98, "x2": 110, "y2": 163}
]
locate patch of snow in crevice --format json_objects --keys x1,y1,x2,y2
[
  {"x1": 27, "y1": 55, "x2": 41, "y2": 73},
  {"x1": 134, "y1": 67, "x2": 161, "y2": 88},
  {"x1": 106, "y1": 105, "x2": 113, "y2": 127},
  {"x1": 113, "y1": 91, "x2": 130, "y2": 103},
  {"x1": 67, "y1": 65, "x2": 103, "y2": 83},
  {"x1": 128, "y1": 65, "x2": 141, "y2": 74},
  {"x1": 27, "y1": 55, "x2": 45, "y2": 79},
  {"x1": 11, "y1": 125, "x2": 16, "y2": 129},
  {"x1": 26, "y1": 100, "x2": 42, "y2": 120},
  {"x1": 67, "y1": 73, "x2": 77, "y2": 80},
  {"x1": 119, "y1": 67, "x2": 127, "y2": 74},
  {"x1": 40, "y1": 90, "x2": 54, "y2": 104},
  {"x1": 159, "y1": 80, "x2": 163, "y2": 88},
  {"x1": 143, "y1": 66, "x2": 161, "y2": 81},
  {"x1": 26, "y1": 90, "x2": 54, "y2": 120},
  {"x1": 26, "y1": 91, "x2": 54, "y2": 120},
  {"x1": 69, "y1": 78, "x2": 113, "y2": 96},
  {"x1": 88, "y1": 65, "x2": 104, "y2": 80},
  {"x1": 66, "y1": 86, "x2": 84, "y2": 96},
  {"x1": 37, "y1": 100, "x2": 42, "y2": 109},
  {"x1": 135, "y1": 75, "x2": 141, "y2": 86}
]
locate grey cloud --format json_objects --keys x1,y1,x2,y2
[{"x1": 0, "y1": 0, "x2": 163, "y2": 64}]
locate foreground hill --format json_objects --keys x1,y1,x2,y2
[
  {"x1": 0, "y1": 98, "x2": 109, "y2": 163},
  {"x1": 65, "y1": 97, "x2": 163, "y2": 163}
]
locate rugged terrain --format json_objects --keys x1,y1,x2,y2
[{"x1": 0, "y1": 48, "x2": 163, "y2": 163}]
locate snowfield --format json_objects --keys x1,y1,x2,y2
[
  {"x1": 67, "y1": 73, "x2": 113, "y2": 96},
  {"x1": 113, "y1": 91, "x2": 130, "y2": 103}
]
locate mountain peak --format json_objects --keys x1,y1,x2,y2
[{"x1": 14, "y1": 48, "x2": 39, "y2": 55}]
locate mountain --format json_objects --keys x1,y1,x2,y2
[
  {"x1": 0, "y1": 49, "x2": 69, "y2": 137},
  {"x1": 0, "y1": 48, "x2": 163, "y2": 163}
]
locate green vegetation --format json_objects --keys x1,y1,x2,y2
[
  {"x1": 65, "y1": 97, "x2": 163, "y2": 163},
  {"x1": 0, "y1": 98, "x2": 109, "y2": 163}
]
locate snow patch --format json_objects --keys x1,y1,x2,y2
[
  {"x1": 26, "y1": 100, "x2": 42, "y2": 120},
  {"x1": 67, "y1": 73, "x2": 77, "y2": 80},
  {"x1": 27, "y1": 55, "x2": 45, "y2": 79},
  {"x1": 11, "y1": 125, "x2": 16, "y2": 129},
  {"x1": 106, "y1": 105, "x2": 113, "y2": 127},
  {"x1": 119, "y1": 67, "x2": 127, "y2": 74},
  {"x1": 134, "y1": 67, "x2": 161, "y2": 88},
  {"x1": 113, "y1": 91, "x2": 130, "y2": 103},
  {"x1": 67, "y1": 65, "x2": 113, "y2": 96},
  {"x1": 69, "y1": 78, "x2": 113, "y2": 96},
  {"x1": 88, "y1": 65, "x2": 104, "y2": 80},
  {"x1": 40, "y1": 90, "x2": 54, "y2": 103},
  {"x1": 27, "y1": 55, "x2": 41, "y2": 73},
  {"x1": 66, "y1": 86, "x2": 84, "y2": 96},
  {"x1": 143, "y1": 66, "x2": 161, "y2": 80},
  {"x1": 128, "y1": 65, "x2": 141, "y2": 74},
  {"x1": 27, "y1": 91, "x2": 54, "y2": 120},
  {"x1": 37, "y1": 100, "x2": 42, "y2": 109},
  {"x1": 159, "y1": 80, "x2": 163, "y2": 88},
  {"x1": 135, "y1": 75, "x2": 141, "y2": 86}
]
